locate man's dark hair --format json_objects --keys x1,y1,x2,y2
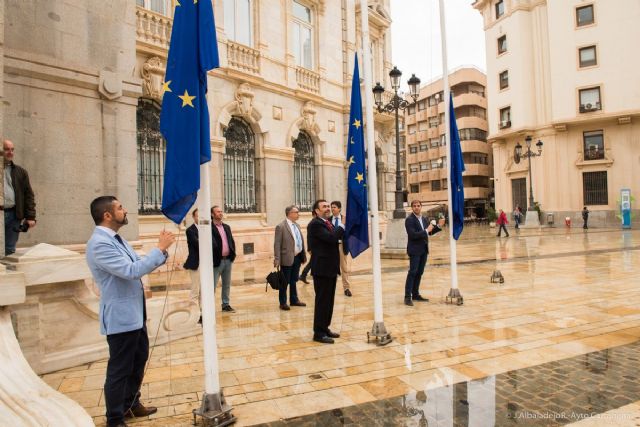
[
  {"x1": 90, "y1": 196, "x2": 117, "y2": 225},
  {"x1": 312, "y1": 199, "x2": 327, "y2": 213},
  {"x1": 330, "y1": 200, "x2": 342, "y2": 209}
]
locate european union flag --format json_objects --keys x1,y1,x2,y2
[
  {"x1": 160, "y1": 0, "x2": 219, "y2": 224},
  {"x1": 344, "y1": 54, "x2": 369, "y2": 258},
  {"x1": 449, "y1": 93, "x2": 465, "y2": 240}
]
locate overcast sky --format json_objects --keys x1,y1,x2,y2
[{"x1": 390, "y1": 0, "x2": 486, "y2": 90}]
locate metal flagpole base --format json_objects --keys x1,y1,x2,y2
[
  {"x1": 490, "y1": 269, "x2": 504, "y2": 284},
  {"x1": 445, "y1": 288, "x2": 464, "y2": 306},
  {"x1": 192, "y1": 390, "x2": 236, "y2": 426},
  {"x1": 367, "y1": 321, "x2": 392, "y2": 346}
]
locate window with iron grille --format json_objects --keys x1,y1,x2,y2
[
  {"x1": 137, "y1": 99, "x2": 166, "y2": 214},
  {"x1": 431, "y1": 180, "x2": 441, "y2": 191},
  {"x1": 224, "y1": 117, "x2": 257, "y2": 212},
  {"x1": 293, "y1": 131, "x2": 315, "y2": 211},
  {"x1": 583, "y1": 171, "x2": 608, "y2": 205}
]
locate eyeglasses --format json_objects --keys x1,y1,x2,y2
[{"x1": 4, "y1": 148, "x2": 15, "y2": 152}]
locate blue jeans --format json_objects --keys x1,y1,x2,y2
[
  {"x1": 404, "y1": 252, "x2": 428, "y2": 298},
  {"x1": 280, "y1": 253, "x2": 303, "y2": 305},
  {"x1": 213, "y1": 259, "x2": 232, "y2": 306},
  {"x1": 4, "y1": 209, "x2": 21, "y2": 256}
]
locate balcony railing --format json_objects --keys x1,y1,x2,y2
[
  {"x1": 296, "y1": 67, "x2": 320, "y2": 94},
  {"x1": 227, "y1": 41, "x2": 260, "y2": 74},
  {"x1": 136, "y1": 6, "x2": 172, "y2": 51}
]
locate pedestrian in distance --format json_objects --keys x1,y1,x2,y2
[{"x1": 496, "y1": 209, "x2": 510, "y2": 237}]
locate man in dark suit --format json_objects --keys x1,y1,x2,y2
[
  {"x1": 307, "y1": 199, "x2": 344, "y2": 344},
  {"x1": 404, "y1": 200, "x2": 445, "y2": 306},
  {"x1": 183, "y1": 209, "x2": 200, "y2": 315},
  {"x1": 210, "y1": 206, "x2": 237, "y2": 312}
]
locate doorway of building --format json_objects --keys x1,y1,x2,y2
[{"x1": 511, "y1": 178, "x2": 527, "y2": 211}]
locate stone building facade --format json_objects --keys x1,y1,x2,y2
[
  {"x1": 1, "y1": 0, "x2": 399, "y2": 261},
  {"x1": 404, "y1": 67, "x2": 491, "y2": 218},
  {"x1": 472, "y1": 0, "x2": 640, "y2": 226}
]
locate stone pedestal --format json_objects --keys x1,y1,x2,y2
[
  {"x1": 380, "y1": 218, "x2": 408, "y2": 259},
  {"x1": 522, "y1": 209, "x2": 541, "y2": 228},
  {"x1": 4, "y1": 243, "x2": 202, "y2": 374},
  {"x1": 0, "y1": 261, "x2": 93, "y2": 426}
]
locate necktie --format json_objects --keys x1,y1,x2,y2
[
  {"x1": 114, "y1": 234, "x2": 134, "y2": 261},
  {"x1": 293, "y1": 224, "x2": 301, "y2": 247},
  {"x1": 334, "y1": 217, "x2": 339, "y2": 228},
  {"x1": 326, "y1": 219, "x2": 334, "y2": 232}
]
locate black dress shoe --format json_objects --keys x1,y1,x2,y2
[
  {"x1": 313, "y1": 336, "x2": 334, "y2": 344},
  {"x1": 290, "y1": 301, "x2": 307, "y2": 307},
  {"x1": 404, "y1": 297, "x2": 414, "y2": 306},
  {"x1": 279, "y1": 304, "x2": 290, "y2": 311},
  {"x1": 125, "y1": 403, "x2": 157, "y2": 418},
  {"x1": 326, "y1": 330, "x2": 340, "y2": 338},
  {"x1": 412, "y1": 295, "x2": 429, "y2": 302},
  {"x1": 300, "y1": 276, "x2": 309, "y2": 284},
  {"x1": 344, "y1": 289, "x2": 352, "y2": 297}
]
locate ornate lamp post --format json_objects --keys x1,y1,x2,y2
[
  {"x1": 514, "y1": 135, "x2": 543, "y2": 226},
  {"x1": 372, "y1": 67, "x2": 420, "y2": 219}
]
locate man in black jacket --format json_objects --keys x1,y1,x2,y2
[
  {"x1": 183, "y1": 209, "x2": 201, "y2": 314},
  {"x1": 211, "y1": 205, "x2": 236, "y2": 312},
  {"x1": 2, "y1": 139, "x2": 36, "y2": 256},
  {"x1": 404, "y1": 200, "x2": 445, "y2": 306},
  {"x1": 307, "y1": 199, "x2": 344, "y2": 344}
]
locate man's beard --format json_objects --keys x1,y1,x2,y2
[{"x1": 115, "y1": 215, "x2": 128, "y2": 225}]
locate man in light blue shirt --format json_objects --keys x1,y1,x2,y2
[
  {"x1": 273, "y1": 205, "x2": 307, "y2": 310},
  {"x1": 86, "y1": 196, "x2": 174, "y2": 427}
]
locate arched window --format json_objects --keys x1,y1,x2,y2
[
  {"x1": 136, "y1": 98, "x2": 166, "y2": 213},
  {"x1": 223, "y1": 117, "x2": 256, "y2": 212},
  {"x1": 293, "y1": 131, "x2": 315, "y2": 211}
]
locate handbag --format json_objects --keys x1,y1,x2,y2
[{"x1": 266, "y1": 267, "x2": 286, "y2": 292}]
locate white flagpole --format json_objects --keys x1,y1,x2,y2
[
  {"x1": 197, "y1": 163, "x2": 219, "y2": 393},
  {"x1": 439, "y1": 0, "x2": 463, "y2": 305},
  {"x1": 360, "y1": 0, "x2": 391, "y2": 345},
  {"x1": 194, "y1": 163, "x2": 235, "y2": 422}
]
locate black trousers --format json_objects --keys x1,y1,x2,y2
[
  {"x1": 313, "y1": 275, "x2": 337, "y2": 337},
  {"x1": 300, "y1": 256, "x2": 312, "y2": 278},
  {"x1": 105, "y1": 326, "x2": 149, "y2": 426}
]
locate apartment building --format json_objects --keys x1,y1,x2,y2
[
  {"x1": 404, "y1": 67, "x2": 491, "y2": 218},
  {"x1": 473, "y1": 0, "x2": 640, "y2": 226}
]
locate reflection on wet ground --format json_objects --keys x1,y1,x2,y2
[{"x1": 258, "y1": 343, "x2": 640, "y2": 426}]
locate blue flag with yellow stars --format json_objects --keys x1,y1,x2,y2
[
  {"x1": 344, "y1": 54, "x2": 369, "y2": 258},
  {"x1": 160, "y1": 0, "x2": 219, "y2": 224},
  {"x1": 449, "y1": 92, "x2": 466, "y2": 240}
]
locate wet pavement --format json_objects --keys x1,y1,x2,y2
[{"x1": 41, "y1": 226, "x2": 640, "y2": 426}]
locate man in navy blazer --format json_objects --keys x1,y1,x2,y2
[
  {"x1": 404, "y1": 200, "x2": 445, "y2": 306},
  {"x1": 86, "y1": 196, "x2": 174, "y2": 427}
]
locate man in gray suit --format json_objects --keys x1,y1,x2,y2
[
  {"x1": 273, "y1": 205, "x2": 307, "y2": 310},
  {"x1": 86, "y1": 196, "x2": 174, "y2": 427}
]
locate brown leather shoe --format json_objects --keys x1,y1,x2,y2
[
  {"x1": 290, "y1": 301, "x2": 306, "y2": 307},
  {"x1": 125, "y1": 403, "x2": 158, "y2": 418},
  {"x1": 279, "y1": 304, "x2": 290, "y2": 311}
]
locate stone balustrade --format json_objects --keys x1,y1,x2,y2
[
  {"x1": 136, "y1": 6, "x2": 172, "y2": 51},
  {"x1": 227, "y1": 41, "x2": 260, "y2": 74},
  {"x1": 296, "y1": 67, "x2": 321, "y2": 94}
]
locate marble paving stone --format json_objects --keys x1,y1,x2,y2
[{"x1": 44, "y1": 228, "x2": 640, "y2": 426}]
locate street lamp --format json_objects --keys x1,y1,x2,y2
[
  {"x1": 514, "y1": 135, "x2": 543, "y2": 225},
  {"x1": 373, "y1": 66, "x2": 421, "y2": 219}
]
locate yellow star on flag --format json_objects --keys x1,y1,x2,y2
[
  {"x1": 348, "y1": 156, "x2": 355, "y2": 164},
  {"x1": 178, "y1": 89, "x2": 196, "y2": 108},
  {"x1": 193, "y1": 0, "x2": 197, "y2": 3},
  {"x1": 161, "y1": 80, "x2": 172, "y2": 94},
  {"x1": 353, "y1": 119, "x2": 361, "y2": 129},
  {"x1": 355, "y1": 172, "x2": 364, "y2": 183}
]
